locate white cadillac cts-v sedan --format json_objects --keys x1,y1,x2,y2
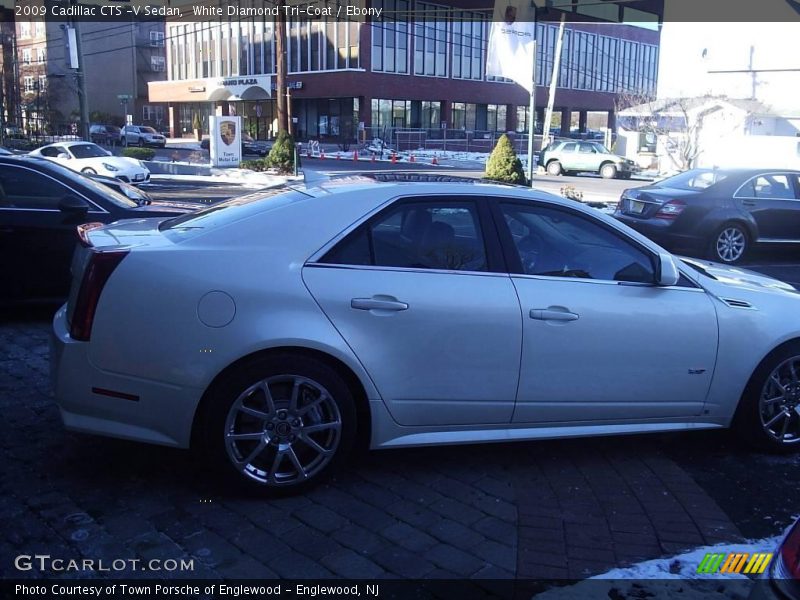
[{"x1": 51, "y1": 176, "x2": 800, "y2": 494}]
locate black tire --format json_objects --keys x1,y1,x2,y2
[
  {"x1": 81, "y1": 167, "x2": 97, "y2": 175},
  {"x1": 201, "y1": 353, "x2": 357, "y2": 495},
  {"x1": 137, "y1": 137, "x2": 144, "y2": 147},
  {"x1": 734, "y1": 342, "x2": 800, "y2": 453},
  {"x1": 546, "y1": 161, "x2": 562, "y2": 176},
  {"x1": 600, "y1": 163, "x2": 617, "y2": 179},
  {"x1": 709, "y1": 223, "x2": 749, "y2": 264}
]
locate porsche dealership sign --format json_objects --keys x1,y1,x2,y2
[{"x1": 209, "y1": 116, "x2": 242, "y2": 168}]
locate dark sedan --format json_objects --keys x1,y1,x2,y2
[
  {"x1": 0, "y1": 156, "x2": 197, "y2": 303},
  {"x1": 614, "y1": 168, "x2": 800, "y2": 264}
]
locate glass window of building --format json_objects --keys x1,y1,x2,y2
[
  {"x1": 372, "y1": 0, "x2": 409, "y2": 74},
  {"x1": 414, "y1": 2, "x2": 449, "y2": 77},
  {"x1": 487, "y1": 105, "x2": 507, "y2": 132},
  {"x1": 453, "y1": 12, "x2": 487, "y2": 80}
]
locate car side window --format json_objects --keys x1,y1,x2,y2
[
  {"x1": 0, "y1": 166, "x2": 71, "y2": 209},
  {"x1": 321, "y1": 200, "x2": 488, "y2": 272},
  {"x1": 738, "y1": 174, "x2": 795, "y2": 199},
  {"x1": 562, "y1": 143, "x2": 578, "y2": 153},
  {"x1": 39, "y1": 146, "x2": 62, "y2": 158},
  {"x1": 578, "y1": 143, "x2": 594, "y2": 153},
  {"x1": 500, "y1": 203, "x2": 655, "y2": 283}
]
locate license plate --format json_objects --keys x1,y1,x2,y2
[
  {"x1": 629, "y1": 200, "x2": 645, "y2": 214},
  {"x1": 134, "y1": 174, "x2": 145, "y2": 181}
]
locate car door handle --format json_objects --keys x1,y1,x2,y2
[
  {"x1": 741, "y1": 199, "x2": 756, "y2": 207},
  {"x1": 351, "y1": 297, "x2": 409, "y2": 311},
  {"x1": 530, "y1": 308, "x2": 579, "y2": 321}
]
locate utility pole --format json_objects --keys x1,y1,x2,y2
[
  {"x1": 526, "y1": 40, "x2": 537, "y2": 185},
  {"x1": 275, "y1": 0, "x2": 287, "y2": 133},
  {"x1": 542, "y1": 14, "x2": 565, "y2": 147},
  {"x1": 70, "y1": 11, "x2": 90, "y2": 141}
]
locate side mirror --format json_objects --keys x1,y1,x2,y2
[
  {"x1": 57, "y1": 153, "x2": 70, "y2": 160},
  {"x1": 58, "y1": 195, "x2": 90, "y2": 215},
  {"x1": 656, "y1": 252, "x2": 680, "y2": 286}
]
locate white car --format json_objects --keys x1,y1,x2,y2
[
  {"x1": 51, "y1": 177, "x2": 800, "y2": 494},
  {"x1": 30, "y1": 142, "x2": 150, "y2": 184}
]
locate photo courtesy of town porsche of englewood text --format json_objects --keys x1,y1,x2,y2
[{"x1": 1, "y1": 0, "x2": 800, "y2": 599}]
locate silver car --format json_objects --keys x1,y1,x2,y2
[{"x1": 51, "y1": 177, "x2": 800, "y2": 494}]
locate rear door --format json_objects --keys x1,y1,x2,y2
[
  {"x1": 303, "y1": 195, "x2": 522, "y2": 426},
  {"x1": 735, "y1": 172, "x2": 800, "y2": 240}
]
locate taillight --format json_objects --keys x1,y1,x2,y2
[
  {"x1": 655, "y1": 199, "x2": 687, "y2": 220},
  {"x1": 77, "y1": 222, "x2": 105, "y2": 248},
  {"x1": 774, "y1": 521, "x2": 800, "y2": 599},
  {"x1": 69, "y1": 250, "x2": 128, "y2": 341}
]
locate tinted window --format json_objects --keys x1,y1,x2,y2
[
  {"x1": 69, "y1": 144, "x2": 108, "y2": 159},
  {"x1": 322, "y1": 201, "x2": 488, "y2": 272},
  {"x1": 658, "y1": 169, "x2": 728, "y2": 190},
  {"x1": 737, "y1": 174, "x2": 796, "y2": 199},
  {"x1": 562, "y1": 143, "x2": 578, "y2": 152},
  {"x1": 578, "y1": 143, "x2": 595, "y2": 154},
  {"x1": 501, "y1": 203, "x2": 655, "y2": 283},
  {"x1": 39, "y1": 146, "x2": 65, "y2": 158},
  {"x1": 0, "y1": 165, "x2": 71, "y2": 209}
]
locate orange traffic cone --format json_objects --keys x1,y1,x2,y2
[
  {"x1": 391, "y1": 153, "x2": 397, "y2": 164},
  {"x1": 371, "y1": 153, "x2": 376, "y2": 162},
  {"x1": 320, "y1": 150, "x2": 325, "y2": 159},
  {"x1": 431, "y1": 156, "x2": 438, "y2": 165},
  {"x1": 353, "y1": 150, "x2": 358, "y2": 161},
  {"x1": 337, "y1": 153, "x2": 341, "y2": 160},
  {"x1": 410, "y1": 154, "x2": 416, "y2": 163}
]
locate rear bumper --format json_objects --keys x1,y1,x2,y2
[
  {"x1": 50, "y1": 305, "x2": 201, "y2": 449},
  {"x1": 615, "y1": 213, "x2": 706, "y2": 253}
]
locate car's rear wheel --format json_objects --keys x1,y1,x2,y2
[
  {"x1": 202, "y1": 354, "x2": 356, "y2": 495},
  {"x1": 600, "y1": 163, "x2": 617, "y2": 179},
  {"x1": 81, "y1": 167, "x2": 97, "y2": 175},
  {"x1": 546, "y1": 161, "x2": 563, "y2": 176},
  {"x1": 710, "y1": 223, "x2": 748, "y2": 264},
  {"x1": 735, "y1": 343, "x2": 800, "y2": 453}
]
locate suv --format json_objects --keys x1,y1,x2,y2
[
  {"x1": 122, "y1": 125, "x2": 166, "y2": 148},
  {"x1": 89, "y1": 124, "x2": 122, "y2": 146},
  {"x1": 539, "y1": 140, "x2": 637, "y2": 179}
]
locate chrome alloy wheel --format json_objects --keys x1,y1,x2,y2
[
  {"x1": 223, "y1": 375, "x2": 342, "y2": 485},
  {"x1": 716, "y1": 227, "x2": 746, "y2": 263},
  {"x1": 760, "y1": 357, "x2": 800, "y2": 445}
]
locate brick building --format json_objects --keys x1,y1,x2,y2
[{"x1": 149, "y1": 0, "x2": 663, "y2": 143}]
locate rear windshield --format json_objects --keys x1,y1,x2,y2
[
  {"x1": 159, "y1": 187, "x2": 309, "y2": 236},
  {"x1": 657, "y1": 170, "x2": 727, "y2": 190}
]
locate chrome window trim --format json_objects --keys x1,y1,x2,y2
[
  {"x1": 756, "y1": 238, "x2": 800, "y2": 244},
  {"x1": 509, "y1": 271, "x2": 706, "y2": 292},
  {"x1": 303, "y1": 262, "x2": 508, "y2": 278},
  {"x1": 0, "y1": 163, "x2": 108, "y2": 214},
  {"x1": 733, "y1": 171, "x2": 800, "y2": 201}
]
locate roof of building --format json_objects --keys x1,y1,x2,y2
[{"x1": 618, "y1": 96, "x2": 800, "y2": 118}]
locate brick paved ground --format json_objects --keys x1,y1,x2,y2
[{"x1": 0, "y1": 309, "x2": 755, "y2": 584}]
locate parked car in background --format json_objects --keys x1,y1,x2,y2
[
  {"x1": 0, "y1": 155, "x2": 197, "y2": 303},
  {"x1": 614, "y1": 168, "x2": 800, "y2": 264},
  {"x1": 122, "y1": 125, "x2": 166, "y2": 148},
  {"x1": 4, "y1": 126, "x2": 26, "y2": 140},
  {"x1": 200, "y1": 132, "x2": 271, "y2": 156},
  {"x1": 50, "y1": 175, "x2": 800, "y2": 496},
  {"x1": 0, "y1": 147, "x2": 12, "y2": 156},
  {"x1": 89, "y1": 124, "x2": 122, "y2": 146},
  {"x1": 29, "y1": 141, "x2": 150, "y2": 184},
  {"x1": 87, "y1": 173, "x2": 206, "y2": 212},
  {"x1": 750, "y1": 517, "x2": 800, "y2": 600},
  {"x1": 539, "y1": 140, "x2": 636, "y2": 179}
]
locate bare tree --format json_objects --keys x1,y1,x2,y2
[{"x1": 615, "y1": 93, "x2": 734, "y2": 171}]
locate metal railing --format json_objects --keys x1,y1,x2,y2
[{"x1": 359, "y1": 127, "x2": 552, "y2": 155}]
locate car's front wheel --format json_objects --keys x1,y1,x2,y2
[
  {"x1": 202, "y1": 354, "x2": 356, "y2": 494},
  {"x1": 546, "y1": 161, "x2": 563, "y2": 176},
  {"x1": 600, "y1": 163, "x2": 618, "y2": 179},
  {"x1": 81, "y1": 167, "x2": 97, "y2": 175},
  {"x1": 736, "y1": 342, "x2": 800, "y2": 453},
  {"x1": 710, "y1": 223, "x2": 748, "y2": 264}
]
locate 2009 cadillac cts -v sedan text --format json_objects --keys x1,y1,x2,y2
[{"x1": 51, "y1": 177, "x2": 800, "y2": 494}]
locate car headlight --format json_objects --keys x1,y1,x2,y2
[{"x1": 102, "y1": 163, "x2": 119, "y2": 172}]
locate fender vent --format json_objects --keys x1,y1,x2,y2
[{"x1": 721, "y1": 298, "x2": 754, "y2": 309}]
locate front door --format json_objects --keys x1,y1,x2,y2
[
  {"x1": 493, "y1": 200, "x2": 719, "y2": 423},
  {"x1": 303, "y1": 197, "x2": 522, "y2": 426}
]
